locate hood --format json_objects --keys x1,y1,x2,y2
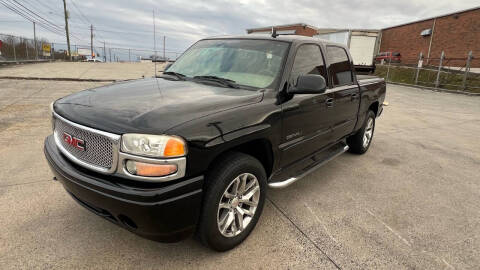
[{"x1": 54, "y1": 77, "x2": 263, "y2": 134}]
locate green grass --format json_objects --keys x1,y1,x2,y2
[{"x1": 374, "y1": 65, "x2": 480, "y2": 93}]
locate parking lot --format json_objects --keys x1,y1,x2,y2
[{"x1": 0, "y1": 63, "x2": 479, "y2": 269}]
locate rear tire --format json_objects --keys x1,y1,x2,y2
[
  {"x1": 197, "y1": 152, "x2": 267, "y2": 251},
  {"x1": 347, "y1": 110, "x2": 376, "y2": 154}
]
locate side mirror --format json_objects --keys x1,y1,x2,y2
[
  {"x1": 164, "y1": 62, "x2": 172, "y2": 71},
  {"x1": 288, "y1": 74, "x2": 327, "y2": 94}
]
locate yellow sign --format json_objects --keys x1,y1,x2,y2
[{"x1": 42, "y1": 43, "x2": 51, "y2": 52}]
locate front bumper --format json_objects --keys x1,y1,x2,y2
[{"x1": 44, "y1": 135, "x2": 204, "y2": 242}]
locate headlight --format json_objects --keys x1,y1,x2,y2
[{"x1": 121, "y1": 134, "x2": 187, "y2": 158}]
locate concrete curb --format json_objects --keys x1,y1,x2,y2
[
  {"x1": 0, "y1": 60, "x2": 51, "y2": 66},
  {"x1": 386, "y1": 81, "x2": 480, "y2": 96},
  {"x1": 0, "y1": 76, "x2": 118, "y2": 82}
]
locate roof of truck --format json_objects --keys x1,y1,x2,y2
[{"x1": 203, "y1": 34, "x2": 344, "y2": 47}]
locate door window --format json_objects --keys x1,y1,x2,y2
[
  {"x1": 327, "y1": 46, "x2": 353, "y2": 86},
  {"x1": 289, "y1": 44, "x2": 327, "y2": 86}
]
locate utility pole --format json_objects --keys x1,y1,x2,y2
[
  {"x1": 33, "y1": 22, "x2": 38, "y2": 59},
  {"x1": 90, "y1": 24, "x2": 94, "y2": 59},
  {"x1": 103, "y1": 42, "x2": 106, "y2": 62},
  {"x1": 12, "y1": 40, "x2": 17, "y2": 62},
  {"x1": 62, "y1": 0, "x2": 72, "y2": 61},
  {"x1": 163, "y1": 36, "x2": 165, "y2": 60},
  {"x1": 153, "y1": 9, "x2": 157, "y2": 75}
]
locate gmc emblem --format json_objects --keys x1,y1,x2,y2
[{"x1": 63, "y1": 132, "x2": 85, "y2": 151}]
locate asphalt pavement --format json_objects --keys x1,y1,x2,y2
[{"x1": 0, "y1": 66, "x2": 479, "y2": 269}]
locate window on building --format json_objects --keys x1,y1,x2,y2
[
  {"x1": 289, "y1": 44, "x2": 327, "y2": 86},
  {"x1": 327, "y1": 46, "x2": 353, "y2": 86}
]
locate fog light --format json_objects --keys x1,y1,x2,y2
[{"x1": 125, "y1": 160, "x2": 177, "y2": 177}]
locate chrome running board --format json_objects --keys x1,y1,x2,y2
[{"x1": 268, "y1": 144, "x2": 349, "y2": 189}]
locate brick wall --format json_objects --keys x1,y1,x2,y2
[{"x1": 380, "y1": 8, "x2": 480, "y2": 67}]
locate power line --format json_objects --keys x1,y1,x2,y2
[
  {"x1": 69, "y1": 0, "x2": 91, "y2": 25},
  {"x1": 0, "y1": 0, "x2": 65, "y2": 36},
  {"x1": 12, "y1": 0, "x2": 89, "y2": 43},
  {"x1": 21, "y1": 0, "x2": 87, "y2": 41},
  {"x1": 25, "y1": 0, "x2": 62, "y2": 16},
  {"x1": 27, "y1": 0, "x2": 90, "y2": 27},
  {"x1": 68, "y1": 0, "x2": 107, "y2": 42},
  {"x1": 8, "y1": 0, "x2": 64, "y2": 32},
  {"x1": 0, "y1": 0, "x2": 88, "y2": 44},
  {"x1": 31, "y1": 0, "x2": 62, "y2": 16},
  {"x1": 70, "y1": 1, "x2": 107, "y2": 45},
  {"x1": 18, "y1": 0, "x2": 88, "y2": 43}
]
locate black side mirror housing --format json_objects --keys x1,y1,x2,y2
[{"x1": 288, "y1": 74, "x2": 327, "y2": 94}]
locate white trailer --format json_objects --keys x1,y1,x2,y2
[{"x1": 314, "y1": 29, "x2": 380, "y2": 73}]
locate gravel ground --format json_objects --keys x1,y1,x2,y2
[{"x1": 0, "y1": 73, "x2": 479, "y2": 269}]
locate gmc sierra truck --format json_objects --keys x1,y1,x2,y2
[{"x1": 44, "y1": 35, "x2": 386, "y2": 251}]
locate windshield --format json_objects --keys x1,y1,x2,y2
[{"x1": 166, "y1": 39, "x2": 289, "y2": 89}]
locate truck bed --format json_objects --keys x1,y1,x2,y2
[{"x1": 357, "y1": 74, "x2": 380, "y2": 81}]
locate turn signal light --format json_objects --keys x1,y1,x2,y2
[
  {"x1": 164, "y1": 137, "x2": 186, "y2": 157},
  {"x1": 125, "y1": 160, "x2": 177, "y2": 177}
]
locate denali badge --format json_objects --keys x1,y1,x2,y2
[{"x1": 63, "y1": 132, "x2": 85, "y2": 151}]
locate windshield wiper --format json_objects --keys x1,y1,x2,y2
[
  {"x1": 193, "y1": 75, "x2": 240, "y2": 88},
  {"x1": 158, "y1": 71, "x2": 186, "y2": 80}
]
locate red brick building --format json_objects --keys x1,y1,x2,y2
[
  {"x1": 246, "y1": 23, "x2": 318, "y2": 37},
  {"x1": 379, "y1": 6, "x2": 480, "y2": 67}
]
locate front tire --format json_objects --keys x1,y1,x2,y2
[
  {"x1": 197, "y1": 152, "x2": 267, "y2": 251},
  {"x1": 347, "y1": 110, "x2": 376, "y2": 154}
]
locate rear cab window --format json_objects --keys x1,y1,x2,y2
[{"x1": 326, "y1": 46, "x2": 354, "y2": 87}]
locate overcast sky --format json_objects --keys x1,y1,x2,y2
[{"x1": 1, "y1": 0, "x2": 478, "y2": 58}]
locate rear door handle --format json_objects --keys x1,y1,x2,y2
[
  {"x1": 326, "y1": 98, "x2": 334, "y2": 107},
  {"x1": 351, "y1": 93, "x2": 359, "y2": 101}
]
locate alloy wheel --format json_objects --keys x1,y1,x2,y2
[
  {"x1": 363, "y1": 117, "x2": 374, "y2": 148},
  {"x1": 217, "y1": 173, "x2": 260, "y2": 237}
]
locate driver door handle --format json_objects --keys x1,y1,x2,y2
[{"x1": 326, "y1": 98, "x2": 334, "y2": 107}]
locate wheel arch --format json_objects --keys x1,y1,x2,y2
[
  {"x1": 206, "y1": 138, "x2": 274, "y2": 179},
  {"x1": 369, "y1": 101, "x2": 379, "y2": 116}
]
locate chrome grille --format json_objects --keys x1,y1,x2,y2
[{"x1": 53, "y1": 115, "x2": 120, "y2": 172}]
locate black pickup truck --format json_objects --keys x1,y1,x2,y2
[{"x1": 44, "y1": 35, "x2": 386, "y2": 251}]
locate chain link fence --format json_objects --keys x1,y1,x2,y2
[
  {"x1": 0, "y1": 33, "x2": 183, "y2": 63},
  {"x1": 374, "y1": 51, "x2": 479, "y2": 94}
]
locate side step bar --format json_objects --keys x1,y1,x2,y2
[{"x1": 268, "y1": 144, "x2": 349, "y2": 189}]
